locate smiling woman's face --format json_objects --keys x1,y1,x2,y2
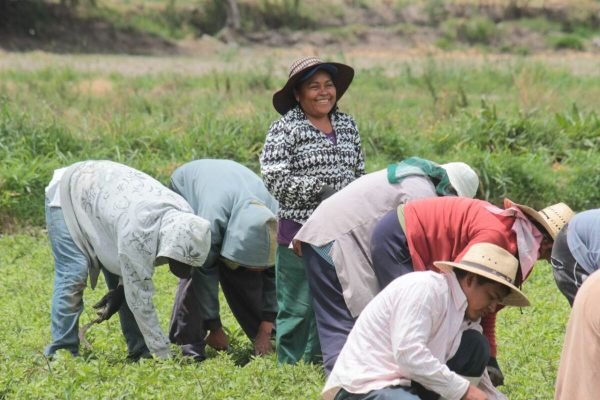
[{"x1": 295, "y1": 70, "x2": 336, "y2": 120}]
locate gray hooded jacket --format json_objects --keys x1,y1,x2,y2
[{"x1": 60, "y1": 160, "x2": 211, "y2": 357}]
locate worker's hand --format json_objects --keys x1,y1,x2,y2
[
  {"x1": 92, "y1": 285, "x2": 125, "y2": 322},
  {"x1": 317, "y1": 184, "x2": 336, "y2": 202},
  {"x1": 205, "y1": 327, "x2": 229, "y2": 351},
  {"x1": 487, "y1": 357, "x2": 504, "y2": 387},
  {"x1": 292, "y1": 239, "x2": 302, "y2": 257},
  {"x1": 253, "y1": 321, "x2": 274, "y2": 356},
  {"x1": 461, "y1": 384, "x2": 488, "y2": 400},
  {"x1": 169, "y1": 259, "x2": 192, "y2": 279}
]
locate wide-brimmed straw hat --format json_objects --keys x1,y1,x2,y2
[
  {"x1": 272, "y1": 56, "x2": 354, "y2": 115},
  {"x1": 434, "y1": 243, "x2": 530, "y2": 307},
  {"x1": 504, "y1": 199, "x2": 574, "y2": 240}
]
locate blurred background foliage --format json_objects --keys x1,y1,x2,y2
[{"x1": 1, "y1": 56, "x2": 599, "y2": 229}]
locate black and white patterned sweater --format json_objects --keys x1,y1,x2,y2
[{"x1": 260, "y1": 106, "x2": 366, "y2": 223}]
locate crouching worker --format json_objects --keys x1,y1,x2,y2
[
  {"x1": 168, "y1": 160, "x2": 278, "y2": 361},
  {"x1": 550, "y1": 208, "x2": 599, "y2": 306},
  {"x1": 323, "y1": 243, "x2": 528, "y2": 400},
  {"x1": 44, "y1": 160, "x2": 211, "y2": 360},
  {"x1": 294, "y1": 157, "x2": 479, "y2": 374}
]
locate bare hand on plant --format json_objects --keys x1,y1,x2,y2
[
  {"x1": 92, "y1": 285, "x2": 125, "y2": 322},
  {"x1": 205, "y1": 327, "x2": 229, "y2": 351}
]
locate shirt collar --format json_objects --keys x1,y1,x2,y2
[{"x1": 446, "y1": 271, "x2": 468, "y2": 313}]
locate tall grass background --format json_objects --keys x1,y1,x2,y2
[
  {"x1": 0, "y1": 52, "x2": 594, "y2": 398},
  {"x1": 2, "y1": 56, "x2": 599, "y2": 227}
]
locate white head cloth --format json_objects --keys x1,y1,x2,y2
[{"x1": 441, "y1": 162, "x2": 479, "y2": 198}]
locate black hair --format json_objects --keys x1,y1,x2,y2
[
  {"x1": 529, "y1": 219, "x2": 552, "y2": 241},
  {"x1": 453, "y1": 268, "x2": 510, "y2": 296}
]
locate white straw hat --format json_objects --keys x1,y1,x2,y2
[
  {"x1": 434, "y1": 243, "x2": 530, "y2": 307},
  {"x1": 504, "y1": 199, "x2": 574, "y2": 240}
]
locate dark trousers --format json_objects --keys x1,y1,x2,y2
[
  {"x1": 301, "y1": 242, "x2": 357, "y2": 375},
  {"x1": 370, "y1": 209, "x2": 414, "y2": 290},
  {"x1": 336, "y1": 329, "x2": 490, "y2": 400},
  {"x1": 551, "y1": 223, "x2": 590, "y2": 307},
  {"x1": 102, "y1": 269, "x2": 150, "y2": 360},
  {"x1": 169, "y1": 262, "x2": 275, "y2": 360},
  {"x1": 303, "y1": 209, "x2": 414, "y2": 375}
]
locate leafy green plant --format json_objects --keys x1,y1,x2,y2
[
  {"x1": 550, "y1": 34, "x2": 585, "y2": 50},
  {"x1": 0, "y1": 234, "x2": 568, "y2": 399},
  {"x1": 441, "y1": 17, "x2": 499, "y2": 46}
]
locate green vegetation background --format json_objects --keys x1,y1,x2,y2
[
  {"x1": 2, "y1": 56, "x2": 599, "y2": 227},
  {"x1": 0, "y1": 48, "x2": 596, "y2": 398},
  {"x1": 0, "y1": 233, "x2": 570, "y2": 398}
]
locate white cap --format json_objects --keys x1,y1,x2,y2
[{"x1": 441, "y1": 162, "x2": 479, "y2": 198}]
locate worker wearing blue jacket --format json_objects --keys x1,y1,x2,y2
[{"x1": 168, "y1": 159, "x2": 278, "y2": 361}]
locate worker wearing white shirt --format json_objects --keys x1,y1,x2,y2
[{"x1": 323, "y1": 243, "x2": 528, "y2": 400}]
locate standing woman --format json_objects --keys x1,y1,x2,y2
[{"x1": 260, "y1": 56, "x2": 365, "y2": 365}]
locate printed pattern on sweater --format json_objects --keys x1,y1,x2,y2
[{"x1": 260, "y1": 106, "x2": 365, "y2": 223}]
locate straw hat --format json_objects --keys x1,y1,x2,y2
[
  {"x1": 504, "y1": 199, "x2": 574, "y2": 240},
  {"x1": 434, "y1": 243, "x2": 530, "y2": 307},
  {"x1": 272, "y1": 56, "x2": 354, "y2": 115},
  {"x1": 440, "y1": 162, "x2": 479, "y2": 198}
]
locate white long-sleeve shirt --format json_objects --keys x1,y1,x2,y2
[{"x1": 323, "y1": 271, "x2": 506, "y2": 400}]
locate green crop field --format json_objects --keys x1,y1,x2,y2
[{"x1": 0, "y1": 47, "x2": 596, "y2": 398}]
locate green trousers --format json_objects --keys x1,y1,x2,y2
[{"x1": 275, "y1": 245, "x2": 322, "y2": 365}]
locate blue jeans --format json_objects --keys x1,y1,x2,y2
[
  {"x1": 335, "y1": 387, "x2": 419, "y2": 400},
  {"x1": 45, "y1": 197, "x2": 149, "y2": 358},
  {"x1": 45, "y1": 198, "x2": 89, "y2": 357}
]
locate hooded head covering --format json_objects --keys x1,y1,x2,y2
[
  {"x1": 387, "y1": 157, "x2": 479, "y2": 199},
  {"x1": 441, "y1": 162, "x2": 479, "y2": 198},
  {"x1": 220, "y1": 200, "x2": 277, "y2": 268},
  {"x1": 156, "y1": 209, "x2": 212, "y2": 267}
]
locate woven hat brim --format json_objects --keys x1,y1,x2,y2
[
  {"x1": 434, "y1": 261, "x2": 530, "y2": 307},
  {"x1": 505, "y1": 198, "x2": 569, "y2": 240},
  {"x1": 272, "y1": 62, "x2": 354, "y2": 115}
]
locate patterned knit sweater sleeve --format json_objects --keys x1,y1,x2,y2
[{"x1": 351, "y1": 117, "x2": 366, "y2": 178}]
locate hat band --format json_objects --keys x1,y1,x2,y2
[{"x1": 458, "y1": 260, "x2": 515, "y2": 285}]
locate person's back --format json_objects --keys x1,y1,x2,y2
[
  {"x1": 565, "y1": 209, "x2": 600, "y2": 274},
  {"x1": 297, "y1": 170, "x2": 436, "y2": 246},
  {"x1": 46, "y1": 160, "x2": 211, "y2": 359},
  {"x1": 403, "y1": 197, "x2": 517, "y2": 271},
  {"x1": 63, "y1": 160, "x2": 200, "y2": 275},
  {"x1": 168, "y1": 159, "x2": 279, "y2": 359},
  {"x1": 171, "y1": 160, "x2": 276, "y2": 219}
]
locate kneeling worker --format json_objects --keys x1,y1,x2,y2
[{"x1": 323, "y1": 243, "x2": 528, "y2": 400}]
